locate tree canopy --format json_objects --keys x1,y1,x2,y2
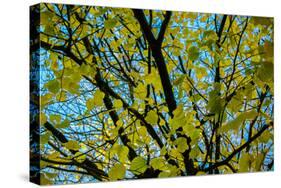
[{"x1": 30, "y1": 3, "x2": 273, "y2": 185}]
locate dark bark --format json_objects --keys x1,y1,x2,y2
[
  {"x1": 203, "y1": 122, "x2": 273, "y2": 172},
  {"x1": 132, "y1": 9, "x2": 200, "y2": 175},
  {"x1": 132, "y1": 9, "x2": 177, "y2": 116},
  {"x1": 44, "y1": 122, "x2": 108, "y2": 180}
]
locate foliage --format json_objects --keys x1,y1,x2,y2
[{"x1": 30, "y1": 3, "x2": 274, "y2": 185}]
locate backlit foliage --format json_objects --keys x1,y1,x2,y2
[{"x1": 30, "y1": 3, "x2": 273, "y2": 185}]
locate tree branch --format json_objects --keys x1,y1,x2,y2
[
  {"x1": 43, "y1": 122, "x2": 108, "y2": 180},
  {"x1": 132, "y1": 9, "x2": 156, "y2": 45},
  {"x1": 157, "y1": 11, "x2": 172, "y2": 45},
  {"x1": 132, "y1": 9, "x2": 177, "y2": 116},
  {"x1": 202, "y1": 122, "x2": 273, "y2": 172}
]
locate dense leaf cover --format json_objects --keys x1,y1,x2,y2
[{"x1": 30, "y1": 3, "x2": 273, "y2": 185}]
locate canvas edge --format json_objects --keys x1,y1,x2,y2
[{"x1": 30, "y1": 3, "x2": 41, "y2": 185}]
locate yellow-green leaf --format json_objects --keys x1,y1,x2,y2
[
  {"x1": 64, "y1": 140, "x2": 80, "y2": 151},
  {"x1": 220, "y1": 111, "x2": 258, "y2": 133},
  {"x1": 104, "y1": 18, "x2": 117, "y2": 29},
  {"x1": 239, "y1": 153, "x2": 250, "y2": 172},
  {"x1": 110, "y1": 144, "x2": 129, "y2": 163},
  {"x1": 150, "y1": 157, "x2": 166, "y2": 170},
  {"x1": 188, "y1": 46, "x2": 199, "y2": 61},
  {"x1": 45, "y1": 79, "x2": 60, "y2": 94},
  {"x1": 130, "y1": 156, "x2": 147, "y2": 175},
  {"x1": 74, "y1": 152, "x2": 87, "y2": 163},
  {"x1": 145, "y1": 110, "x2": 158, "y2": 125},
  {"x1": 86, "y1": 90, "x2": 105, "y2": 110},
  {"x1": 113, "y1": 99, "x2": 123, "y2": 108},
  {"x1": 108, "y1": 163, "x2": 126, "y2": 180},
  {"x1": 40, "y1": 112, "x2": 47, "y2": 125},
  {"x1": 174, "y1": 137, "x2": 189, "y2": 153},
  {"x1": 57, "y1": 119, "x2": 70, "y2": 129},
  {"x1": 50, "y1": 114, "x2": 61, "y2": 124},
  {"x1": 134, "y1": 83, "x2": 147, "y2": 99},
  {"x1": 80, "y1": 64, "x2": 93, "y2": 75}
]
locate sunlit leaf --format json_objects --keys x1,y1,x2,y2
[
  {"x1": 64, "y1": 140, "x2": 80, "y2": 151},
  {"x1": 108, "y1": 163, "x2": 126, "y2": 180},
  {"x1": 45, "y1": 79, "x2": 60, "y2": 94},
  {"x1": 188, "y1": 46, "x2": 199, "y2": 61},
  {"x1": 145, "y1": 110, "x2": 158, "y2": 125},
  {"x1": 130, "y1": 156, "x2": 147, "y2": 175}
]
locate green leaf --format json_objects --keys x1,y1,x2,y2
[
  {"x1": 173, "y1": 75, "x2": 185, "y2": 86},
  {"x1": 145, "y1": 110, "x2": 158, "y2": 125},
  {"x1": 239, "y1": 153, "x2": 250, "y2": 172},
  {"x1": 206, "y1": 85, "x2": 223, "y2": 114},
  {"x1": 189, "y1": 145, "x2": 200, "y2": 158},
  {"x1": 220, "y1": 110, "x2": 258, "y2": 133},
  {"x1": 255, "y1": 153, "x2": 265, "y2": 171},
  {"x1": 79, "y1": 64, "x2": 93, "y2": 75},
  {"x1": 40, "y1": 112, "x2": 47, "y2": 125},
  {"x1": 169, "y1": 104, "x2": 186, "y2": 130},
  {"x1": 258, "y1": 130, "x2": 273, "y2": 143},
  {"x1": 111, "y1": 144, "x2": 129, "y2": 163},
  {"x1": 63, "y1": 77, "x2": 80, "y2": 95},
  {"x1": 150, "y1": 157, "x2": 166, "y2": 170},
  {"x1": 40, "y1": 174, "x2": 52, "y2": 185},
  {"x1": 138, "y1": 126, "x2": 147, "y2": 138},
  {"x1": 74, "y1": 152, "x2": 87, "y2": 163},
  {"x1": 108, "y1": 163, "x2": 126, "y2": 180},
  {"x1": 263, "y1": 41, "x2": 273, "y2": 60},
  {"x1": 64, "y1": 140, "x2": 80, "y2": 151},
  {"x1": 134, "y1": 83, "x2": 147, "y2": 99},
  {"x1": 196, "y1": 171, "x2": 206, "y2": 175},
  {"x1": 113, "y1": 99, "x2": 123, "y2": 108},
  {"x1": 203, "y1": 30, "x2": 217, "y2": 40},
  {"x1": 157, "y1": 164, "x2": 179, "y2": 178},
  {"x1": 86, "y1": 90, "x2": 105, "y2": 110},
  {"x1": 44, "y1": 172, "x2": 57, "y2": 179},
  {"x1": 188, "y1": 46, "x2": 199, "y2": 61},
  {"x1": 104, "y1": 18, "x2": 117, "y2": 29},
  {"x1": 202, "y1": 30, "x2": 218, "y2": 49},
  {"x1": 45, "y1": 79, "x2": 60, "y2": 94},
  {"x1": 41, "y1": 131, "x2": 51, "y2": 144},
  {"x1": 57, "y1": 119, "x2": 70, "y2": 129},
  {"x1": 189, "y1": 129, "x2": 201, "y2": 142},
  {"x1": 174, "y1": 137, "x2": 189, "y2": 153},
  {"x1": 170, "y1": 148, "x2": 183, "y2": 160},
  {"x1": 257, "y1": 61, "x2": 273, "y2": 83},
  {"x1": 130, "y1": 156, "x2": 147, "y2": 175},
  {"x1": 158, "y1": 171, "x2": 170, "y2": 178},
  {"x1": 50, "y1": 114, "x2": 61, "y2": 124},
  {"x1": 86, "y1": 98, "x2": 95, "y2": 110},
  {"x1": 94, "y1": 90, "x2": 105, "y2": 105},
  {"x1": 228, "y1": 92, "x2": 243, "y2": 112},
  {"x1": 48, "y1": 152, "x2": 60, "y2": 160},
  {"x1": 160, "y1": 147, "x2": 167, "y2": 156},
  {"x1": 252, "y1": 17, "x2": 273, "y2": 27},
  {"x1": 172, "y1": 104, "x2": 185, "y2": 118}
]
